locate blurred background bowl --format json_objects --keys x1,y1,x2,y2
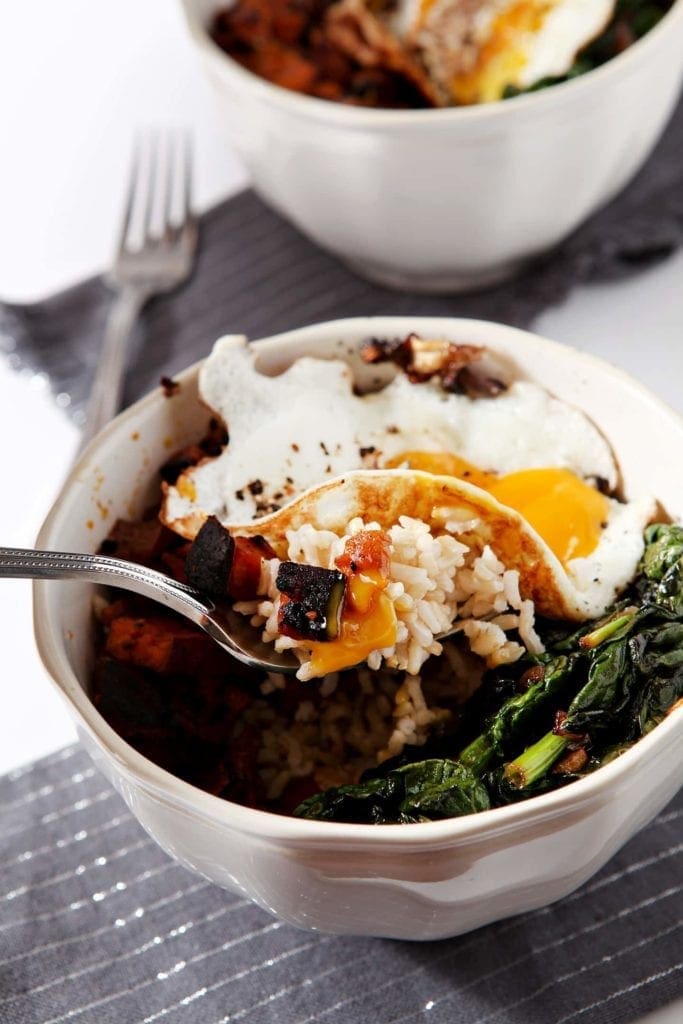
[{"x1": 180, "y1": 0, "x2": 683, "y2": 293}]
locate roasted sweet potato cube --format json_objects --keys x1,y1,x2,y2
[
  {"x1": 106, "y1": 615, "x2": 222, "y2": 675},
  {"x1": 161, "y1": 542, "x2": 191, "y2": 583},
  {"x1": 230, "y1": 535, "x2": 276, "y2": 599}
]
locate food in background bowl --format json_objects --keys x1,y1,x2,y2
[
  {"x1": 90, "y1": 332, "x2": 681, "y2": 824},
  {"x1": 210, "y1": 0, "x2": 674, "y2": 107},
  {"x1": 181, "y1": 0, "x2": 683, "y2": 291}
]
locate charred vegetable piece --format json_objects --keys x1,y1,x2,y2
[
  {"x1": 185, "y1": 516, "x2": 276, "y2": 600},
  {"x1": 359, "y1": 334, "x2": 507, "y2": 397},
  {"x1": 276, "y1": 562, "x2": 346, "y2": 641},
  {"x1": 185, "y1": 516, "x2": 235, "y2": 597},
  {"x1": 159, "y1": 444, "x2": 206, "y2": 485}
]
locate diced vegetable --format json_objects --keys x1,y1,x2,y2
[
  {"x1": 185, "y1": 516, "x2": 235, "y2": 596},
  {"x1": 360, "y1": 335, "x2": 507, "y2": 397},
  {"x1": 335, "y1": 529, "x2": 391, "y2": 577},
  {"x1": 230, "y1": 535, "x2": 277, "y2": 600},
  {"x1": 105, "y1": 614, "x2": 228, "y2": 676},
  {"x1": 276, "y1": 562, "x2": 346, "y2": 641},
  {"x1": 100, "y1": 517, "x2": 174, "y2": 566},
  {"x1": 185, "y1": 516, "x2": 276, "y2": 600}
]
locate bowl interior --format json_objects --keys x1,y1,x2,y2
[{"x1": 35, "y1": 317, "x2": 683, "y2": 828}]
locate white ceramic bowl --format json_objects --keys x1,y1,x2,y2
[
  {"x1": 179, "y1": 0, "x2": 683, "y2": 292},
  {"x1": 35, "y1": 317, "x2": 683, "y2": 940}
]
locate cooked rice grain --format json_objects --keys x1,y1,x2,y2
[{"x1": 239, "y1": 516, "x2": 544, "y2": 680}]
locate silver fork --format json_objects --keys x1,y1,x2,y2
[
  {"x1": 0, "y1": 547, "x2": 299, "y2": 675},
  {"x1": 78, "y1": 132, "x2": 198, "y2": 454}
]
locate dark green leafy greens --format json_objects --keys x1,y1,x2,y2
[
  {"x1": 294, "y1": 524, "x2": 683, "y2": 824},
  {"x1": 295, "y1": 759, "x2": 489, "y2": 824}
]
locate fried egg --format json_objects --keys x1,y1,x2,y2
[
  {"x1": 392, "y1": 0, "x2": 616, "y2": 104},
  {"x1": 160, "y1": 333, "x2": 655, "y2": 618},
  {"x1": 162, "y1": 333, "x2": 618, "y2": 539},
  {"x1": 229, "y1": 469, "x2": 655, "y2": 621}
]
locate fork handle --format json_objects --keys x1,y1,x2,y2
[
  {"x1": 77, "y1": 287, "x2": 148, "y2": 455},
  {"x1": 0, "y1": 546, "x2": 213, "y2": 625}
]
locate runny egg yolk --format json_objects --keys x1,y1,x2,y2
[
  {"x1": 385, "y1": 450, "x2": 609, "y2": 564},
  {"x1": 445, "y1": 1, "x2": 554, "y2": 105},
  {"x1": 306, "y1": 572, "x2": 397, "y2": 677}
]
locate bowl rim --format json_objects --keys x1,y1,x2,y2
[
  {"x1": 34, "y1": 315, "x2": 683, "y2": 847},
  {"x1": 179, "y1": 0, "x2": 683, "y2": 128}
]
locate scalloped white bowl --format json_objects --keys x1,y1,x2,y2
[
  {"x1": 35, "y1": 317, "x2": 683, "y2": 940},
  {"x1": 179, "y1": 0, "x2": 683, "y2": 292}
]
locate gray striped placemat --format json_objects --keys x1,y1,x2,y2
[
  {"x1": 0, "y1": 745, "x2": 680, "y2": 1023},
  {"x1": 0, "y1": 93, "x2": 682, "y2": 419},
  {"x1": 0, "y1": 89, "x2": 682, "y2": 1024}
]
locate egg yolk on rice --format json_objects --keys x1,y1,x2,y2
[{"x1": 384, "y1": 451, "x2": 609, "y2": 564}]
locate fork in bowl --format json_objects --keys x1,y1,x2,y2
[{"x1": 78, "y1": 132, "x2": 198, "y2": 453}]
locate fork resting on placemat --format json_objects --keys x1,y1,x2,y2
[{"x1": 78, "y1": 132, "x2": 197, "y2": 454}]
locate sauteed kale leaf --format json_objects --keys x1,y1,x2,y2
[
  {"x1": 295, "y1": 524, "x2": 683, "y2": 823},
  {"x1": 295, "y1": 759, "x2": 490, "y2": 824}
]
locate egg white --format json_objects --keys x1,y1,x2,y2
[
  {"x1": 161, "y1": 334, "x2": 619, "y2": 536},
  {"x1": 392, "y1": 0, "x2": 617, "y2": 103}
]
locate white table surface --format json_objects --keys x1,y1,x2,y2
[{"x1": 0, "y1": 4, "x2": 681, "y2": 1019}]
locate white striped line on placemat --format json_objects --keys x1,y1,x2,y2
[
  {"x1": 2, "y1": 788, "x2": 118, "y2": 843},
  {"x1": 39, "y1": 932, "x2": 329, "y2": 1024},
  {"x1": 4, "y1": 745, "x2": 80, "y2": 783},
  {"x1": 0, "y1": 858, "x2": 182, "y2": 932},
  {"x1": 1, "y1": 836, "x2": 152, "y2": 902},
  {"x1": 141, "y1": 937, "x2": 342, "y2": 1024},
  {"x1": 554, "y1": 961, "x2": 683, "y2": 1024},
  {"x1": 0, "y1": 811, "x2": 135, "y2": 870},
  {"x1": 464, "y1": 922, "x2": 682, "y2": 1024},
  {"x1": 205, "y1": 953, "x2": 367, "y2": 1024},
  {"x1": 0, "y1": 900, "x2": 264, "y2": 1008},
  {"x1": 0, "y1": 767, "x2": 96, "y2": 812},
  {"x1": 0, "y1": 879, "x2": 211, "y2": 967},
  {"x1": 285, "y1": 886, "x2": 681, "y2": 1024}
]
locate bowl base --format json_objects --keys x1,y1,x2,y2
[{"x1": 343, "y1": 255, "x2": 525, "y2": 294}]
